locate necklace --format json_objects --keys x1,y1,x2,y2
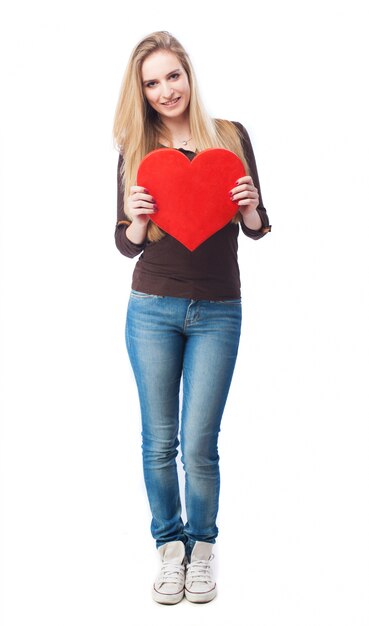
[{"x1": 160, "y1": 137, "x2": 196, "y2": 151}]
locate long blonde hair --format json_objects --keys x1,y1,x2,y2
[{"x1": 112, "y1": 30, "x2": 249, "y2": 242}]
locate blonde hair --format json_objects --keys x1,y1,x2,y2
[{"x1": 112, "y1": 30, "x2": 249, "y2": 242}]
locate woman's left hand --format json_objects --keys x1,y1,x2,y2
[{"x1": 229, "y1": 175, "x2": 259, "y2": 216}]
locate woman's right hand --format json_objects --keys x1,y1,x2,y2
[{"x1": 127, "y1": 186, "x2": 157, "y2": 227}]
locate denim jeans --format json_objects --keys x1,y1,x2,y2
[{"x1": 125, "y1": 289, "x2": 242, "y2": 555}]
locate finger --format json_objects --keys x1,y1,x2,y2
[
  {"x1": 229, "y1": 183, "x2": 257, "y2": 196},
  {"x1": 237, "y1": 198, "x2": 258, "y2": 207},
  {"x1": 231, "y1": 190, "x2": 259, "y2": 201},
  {"x1": 132, "y1": 192, "x2": 156, "y2": 202},
  {"x1": 132, "y1": 200, "x2": 157, "y2": 209},
  {"x1": 131, "y1": 208, "x2": 157, "y2": 215},
  {"x1": 131, "y1": 185, "x2": 150, "y2": 193},
  {"x1": 235, "y1": 175, "x2": 253, "y2": 185}
]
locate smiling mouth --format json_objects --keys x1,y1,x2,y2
[{"x1": 162, "y1": 97, "x2": 181, "y2": 106}]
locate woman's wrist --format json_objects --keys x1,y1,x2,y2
[
  {"x1": 126, "y1": 220, "x2": 148, "y2": 244},
  {"x1": 241, "y1": 209, "x2": 263, "y2": 231}
]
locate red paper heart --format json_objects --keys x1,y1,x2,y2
[{"x1": 137, "y1": 148, "x2": 247, "y2": 251}]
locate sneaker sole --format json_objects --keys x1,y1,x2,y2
[
  {"x1": 184, "y1": 585, "x2": 217, "y2": 603},
  {"x1": 152, "y1": 586, "x2": 185, "y2": 605}
]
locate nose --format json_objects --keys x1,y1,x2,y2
[{"x1": 162, "y1": 82, "x2": 174, "y2": 100}]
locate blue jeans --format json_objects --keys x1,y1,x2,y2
[{"x1": 125, "y1": 290, "x2": 242, "y2": 555}]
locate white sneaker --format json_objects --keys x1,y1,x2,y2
[
  {"x1": 185, "y1": 541, "x2": 217, "y2": 603},
  {"x1": 152, "y1": 540, "x2": 186, "y2": 604}
]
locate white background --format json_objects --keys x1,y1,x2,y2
[{"x1": 1, "y1": 1, "x2": 369, "y2": 624}]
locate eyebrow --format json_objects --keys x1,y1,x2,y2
[{"x1": 142, "y1": 68, "x2": 181, "y2": 85}]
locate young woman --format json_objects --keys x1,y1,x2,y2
[{"x1": 112, "y1": 30, "x2": 271, "y2": 605}]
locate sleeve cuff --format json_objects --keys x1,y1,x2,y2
[
  {"x1": 240, "y1": 207, "x2": 272, "y2": 240},
  {"x1": 115, "y1": 222, "x2": 146, "y2": 258}
]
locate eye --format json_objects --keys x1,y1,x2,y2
[
  {"x1": 170, "y1": 73, "x2": 180, "y2": 80},
  {"x1": 145, "y1": 81, "x2": 156, "y2": 88}
]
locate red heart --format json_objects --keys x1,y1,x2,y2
[{"x1": 137, "y1": 148, "x2": 247, "y2": 251}]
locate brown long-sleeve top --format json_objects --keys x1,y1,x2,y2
[{"x1": 115, "y1": 121, "x2": 271, "y2": 300}]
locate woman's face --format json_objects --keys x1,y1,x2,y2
[{"x1": 141, "y1": 50, "x2": 191, "y2": 121}]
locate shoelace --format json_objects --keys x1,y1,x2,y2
[
  {"x1": 157, "y1": 562, "x2": 185, "y2": 584},
  {"x1": 186, "y1": 556, "x2": 214, "y2": 584}
]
